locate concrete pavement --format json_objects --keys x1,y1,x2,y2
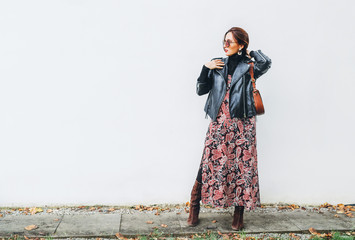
[{"x1": 0, "y1": 207, "x2": 354, "y2": 238}]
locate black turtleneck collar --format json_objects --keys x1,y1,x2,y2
[{"x1": 227, "y1": 53, "x2": 243, "y2": 76}]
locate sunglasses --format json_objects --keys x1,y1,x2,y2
[{"x1": 223, "y1": 39, "x2": 237, "y2": 48}]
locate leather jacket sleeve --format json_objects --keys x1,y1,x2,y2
[
  {"x1": 196, "y1": 64, "x2": 213, "y2": 96},
  {"x1": 250, "y1": 50, "x2": 272, "y2": 79}
]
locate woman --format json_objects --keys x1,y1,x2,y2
[{"x1": 187, "y1": 27, "x2": 272, "y2": 230}]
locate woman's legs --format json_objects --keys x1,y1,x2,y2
[{"x1": 193, "y1": 163, "x2": 245, "y2": 230}]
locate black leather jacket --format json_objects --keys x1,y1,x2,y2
[{"x1": 196, "y1": 50, "x2": 272, "y2": 121}]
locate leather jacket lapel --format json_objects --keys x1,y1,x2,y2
[
  {"x1": 215, "y1": 56, "x2": 251, "y2": 86},
  {"x1": 230, "y1": 61, "x2": 250, "y2": 87},
  {"x1": 216, "y1": 57, "x2": 228, "y2": 83}
]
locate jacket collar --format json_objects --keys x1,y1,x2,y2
[{"x1": 216, "y1": 54, "x2": 252, "y2": 86}]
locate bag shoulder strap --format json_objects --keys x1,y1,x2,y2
[{"x1": 248, "y1": 62, "x2": 256, "y2": 91}]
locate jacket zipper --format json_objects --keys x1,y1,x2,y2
[
  {"x1": 243, "y1": 75, "x2": 246, "y2": 118},
  {"x1": 205, "y1": 92, "x2": 211, "y2": 119}
]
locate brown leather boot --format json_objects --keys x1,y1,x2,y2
[
  {"x1": 231, "y1": 206, "x2": 244, "y2": 230},
  {"x1": 187, "y1": 180, "x2": 202, "y2": 226}
]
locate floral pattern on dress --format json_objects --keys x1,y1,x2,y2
[{"x1": 199, "y1": 74, "x2": 261, "y2": 211}]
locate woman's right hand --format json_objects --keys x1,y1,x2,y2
[{"x1": 204, "y1": 59, "x2": 225, "y2": 69}]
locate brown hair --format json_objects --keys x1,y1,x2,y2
[{"x1": 223, "y1": 27, "x2": 249, "y2": 56}]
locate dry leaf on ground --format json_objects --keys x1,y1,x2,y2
[
  {"x1": 289, "y1": 233, "x2": 300, "y2": 239},
  {"x1": 309, "y1": 227, "x2": 318, "y2": 235},
  {"x1": 29, "y1": 207, "x2": 43, "y2": 215},
  {"x1": 217, "y1": 231, "x2": 230, "y2": 239},
  {"x1": 115, "y1": 232, "x2": 127, "y2": 240},
  {"x1": 146, "y1": 221, "x2": 154, "y2": 224},
  {"x1": 24, "y1": 225, "x2": 38, "y2": 231}
]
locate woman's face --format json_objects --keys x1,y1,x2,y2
[{"x1": 223, "y1": 32, "x2": 244, "y2": 56}]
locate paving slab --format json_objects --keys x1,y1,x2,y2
[
  {"x1": 178, "y1": 212, "x2": 233, "y2": 235},
  {"x1": 286, "y1": 210, "x2": 355, "y2": 232},
  {"x1": 326, "y1": 211, "x2": 355, "y2": 229},
  {"x1": 53, "y1": 213, "x2": 121, "y2": 238},
  {"x1": 120, "y1": 212, "x2": 181, "y2": 237},
  {"x1": 242, "y1": 211, "x2": 302, "y2": 233},
  {"x1": 0, "y1": 214, "x2": 63, "y2": 238}
]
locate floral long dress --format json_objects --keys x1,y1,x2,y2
[{"x1": 199, "y1": 74, "x2": 261, "y2": 211}]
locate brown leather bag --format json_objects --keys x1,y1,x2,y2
[{"x1": 249, "y1": 62, "x2": 265, "y2": 115}]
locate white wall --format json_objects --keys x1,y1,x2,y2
[{"x1": 1, "y1": 0, "x2": 354, "y2": 207}]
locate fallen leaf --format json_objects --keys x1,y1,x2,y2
[
  {"x1": 161, "y1": 224, "x2": 168, "y2": 227},
  {"x1": 212, "y1": 220, "x2": 217, "y2": 223},
  {"x1": 155, "y1": 212, "x2": 160, "y2": 215},
  {"x1": 146, "y1": 221, "x2": 154, "y2": 224},
  {"x1": 320, "y1": 202, "x2": 332, "y2": 208},
  {"x1": 289, "y1": 233, "x2": 300, "y2": 239},
  {"x1": 25, "y1": 225, "x2": 38, "y2": 231},
  {"x1": 54, "y1": 218, "x2": 60, "y2": 221},
  {"x1": 108, "y1": 208, "x2": 115, "y2": 212},
  {"x1": 24, "y1": 236, "x2": 29, "y2": 240},
  {"x1": 46, "y1": 209, "x2": 53, "y2": 213},
  {"x1": 309, "y1": 227, "x2": 318, "y2": 235},
  {"x1": 217, "y1": 231, "x2": 230, "y2": 239},
  {"x1": 0, "y1": 214, "x2": 3, "y2": 218},
  {"x1": 115, "y1": 232, "x2": 127, "y2": 240},
  {"x1": 319, "y1": 232, "x2": 333, "y2": 238},
  {"x1": 29, "y1": 207, "x2": 43, "y2": 215},
  {"x1": 176, "y1": 212, "x2": 181, "y2": 215},
  {"x1": 89, "y1": 207, "x2": 96, "y2": 211}
]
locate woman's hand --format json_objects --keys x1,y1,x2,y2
[{"x1": 204, "y1": 59, "x2": 225, "y2": 69}]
